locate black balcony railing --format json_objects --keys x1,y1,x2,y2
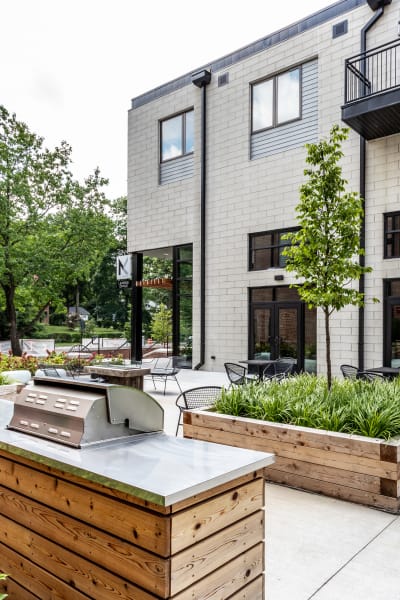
[{"x1": 345, "y1": 38, "x2": 400, "y2": 104}]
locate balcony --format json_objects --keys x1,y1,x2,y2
[{"x1": 341, "y1": 38, "x2": 400, "y2": 140}]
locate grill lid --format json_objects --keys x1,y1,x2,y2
[{"x1": 7, "y1": 378, "x2": 164, "y2": 448}]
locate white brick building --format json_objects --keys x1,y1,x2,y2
[{"x1": 128, "y1": 0, "x2": 400, "y2": 376}]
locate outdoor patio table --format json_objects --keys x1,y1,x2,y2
[
  {"x1": 365, "y1": 366, "x2": 400, "y2": 380},
  {"x1": 240, "y1": 359, "x2": 278, "y2": 379},
  {"x1": 84, "y1": 364, "x2": 151, "y2": 390}
]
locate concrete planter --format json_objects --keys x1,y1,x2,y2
[{"x1": 183, "y1": 410, "x2": 400, "y2": 513}]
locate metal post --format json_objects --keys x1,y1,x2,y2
[{"x1": 131, "y1": 252, "x2": 143, "y2": 363}]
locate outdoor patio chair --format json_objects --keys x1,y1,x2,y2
[
  {"x1": 175, "y1": 386, "x2": 222, "y2": 435},
  {"x1": 224, "y1": 363, "x2": 256, "y2": 387},
  {"x1": 262, "y1": 360, "x2": 293, "y2": 381},
  {"x1": 340, "y1": 364, "x2": 360, "y2": 379},
  {"x1": 146, "y1": 357, "x2": 182, "y2": 395},
  {"x1": 356, "y1": 370, "x2": 385, "y2": 382}
]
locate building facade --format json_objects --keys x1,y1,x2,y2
[{"x1": 128, "y1": 0, "x2": 400, "y2": 376}]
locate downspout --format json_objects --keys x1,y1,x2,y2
[
  {"x1": 191, "y1": 69, "x2": 211, "y2": 370},
  {"x1": 358, "y1": 2, "x2": 387, "y2": 370}
]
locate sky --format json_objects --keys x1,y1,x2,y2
[{"x1": 2, "y1": 0, "x2": 335, "y2": 199}]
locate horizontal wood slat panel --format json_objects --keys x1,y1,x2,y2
[
  {"x1": 270, "y1": 456, "x2": 381, "y2": 494},
  {"x1": 170, "y1": 511, "x2": 264, "y2": 594},
  {"x1": 0, "y1": 485, "x2": 168, "y2": 596},
  {"x1": 171, "y1": 478, "x2": 264, "y2": 553},
  {"x1": 184, "y1": 411, "x2": 384, "y2": 459},
  {"x1": 0, "y1": 542, "x2": 90, "y2": 600},
  {"x1": 184, "y1": 424, "x2": 397, "y2": 479},
  {"x1": 228, "y1": 575, "x2": 264, "y2": 599},
  {"x1": 171, "y1": 543, "x2": 264, "y2": 600},
  {"x1": 0, "y1": 454, "x2": 170, "y2": 555},
  {"x1": 267, "y1": 468, "x2": 400, "y2": 513},
  {"x1": 170, "y1": 469, "x2": 264, "y2": 512},
  {"x1": 0, "y1": 578, "x2": 40, "y2": 600},
  {"x1": 0, "y1": 514, "x2": 159, "y2": 600}
]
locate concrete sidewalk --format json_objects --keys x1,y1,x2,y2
[{"x1": 143, "y1": 368, "x2": 400, "y2": 600}]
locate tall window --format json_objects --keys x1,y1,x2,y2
[
  {"x1": 160, "y1": 110, "x2": 194, "y2": 162},
  {"x1": 252, "y1": 67, "x2": 301, "y2": 132},
  {"x1": 249, "y1": 228, "x2": 299, "y2": 270},
  {"x1": 384, "y1": 212, "x2": 400, "y2": 258}
]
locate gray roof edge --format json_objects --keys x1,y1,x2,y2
[{"x1": 131, "y1": 0, "x2": 365, "y2": 110}]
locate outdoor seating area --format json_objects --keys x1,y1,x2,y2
[
  {"x1": 144, "y1": 356, "x2": 183, "y2": 395},
  {"x1": 341, "y1": 363, "x2": 399, "y2": 380}
]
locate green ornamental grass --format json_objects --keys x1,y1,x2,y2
[{"x1": 214, "y1": 374, "x2": 400, "y2": 440}]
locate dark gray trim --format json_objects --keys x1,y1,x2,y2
[{"x1": 131, "y1": 0, "x2": 365, "y2": 109}]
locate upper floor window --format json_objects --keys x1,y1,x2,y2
[
  {"x1": 384, "y1": 212, "x2": 400, "y2": 258},
  {"x1": 252, "y1": 67, "x2": 301, "y2": 132},
  {"x1": 249, "y1": 228, "x2": 299, "y2": 270},
  {"x1": 160, "y1": 110, "x2": 194, "y2": 162}
]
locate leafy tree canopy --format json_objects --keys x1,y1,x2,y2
[
  {"x1": 283, "y1": 125, "x2": 374, "y2": 387},
  {"x1": 0, "y1": 105, "x2": 114, "y2": 353}
]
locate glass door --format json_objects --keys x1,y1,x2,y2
[
  {"x1": 384, "y1": 297, "x2": 400, "y2": 367},
  {"x1": 250, "y1": 303, "x2": 301, "y2": 367}
]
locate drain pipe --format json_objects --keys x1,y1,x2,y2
[
  {"x1": 191, "y1": 69, "x2": 211, "y2": 370},
  {"x1": 358, "y1": 0, "x2": 389, "y2": 370}
]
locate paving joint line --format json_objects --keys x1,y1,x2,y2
[{"x1": 306, "y1": 513, "x2": 399, "y2": 599}]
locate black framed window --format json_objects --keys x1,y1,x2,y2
[
  {"x1": 252, "y1": 67, "x2": 301, "y2": 132},
  {"x1": 160, "y1": 110, "x2": 194, "y2": 162},
  {"x1": 384, "y1": 212, "x2": 400, "y2": 258},
  {"x1": 249, "y1": 228, "x2": 299, "y2": 270}
]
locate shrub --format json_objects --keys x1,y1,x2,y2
[
  {"x1": 214, "y1": 374, "x2": 400, "y2": 440},
  {"x1": 0, "y1": 352, "x2": 39, "y2": 375}
]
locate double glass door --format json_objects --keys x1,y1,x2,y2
[
  {"x1": 251, "y1": 303, "x2": 300, "y2": 367},
  {"x1": 249, "y1": 286, "x2": 317, "y2": 373}
]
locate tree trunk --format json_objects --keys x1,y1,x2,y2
[
  {"x1": 4, "y1": 284, "x2": 22, "y2": 356},
  {"x1": 324, "y1": 307, "x2": 331, "y2": 389}
]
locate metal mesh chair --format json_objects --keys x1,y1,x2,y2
[
  {"x1": 224, "y1": 363, "x2": 256, "y2": 387},
  {"x1": 356, "y1": 370, "x2": 385, "y2": 381},
  {"x1": 263, "y1": 359, "x2": 294, "y2": 381},
  {"x1": 175, "y1": 386, "x2": 222, "y2": 435},
  {"x1": 340, "y1": 364, "x2": 360, "y2": 379},
  {"x1": 146, "y1": 357, "x2": 182, "y2": 395}
]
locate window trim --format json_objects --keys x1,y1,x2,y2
[
  {"x1": 251, "y1": 66, "x2": 302, "y2": 134},
  {"x1": 160, "y1": 109, "x2": 194, "y2": 164},
  {"x1": 384, "y1": 211, "x2": 400, "y2": 259},
  {"x1": 249, "y1": 227, "x2": 300, "y2": 271}
]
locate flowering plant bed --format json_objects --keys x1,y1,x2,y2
[{"x1": 183, "y1": 376, "x2": 400, "y2": 513}]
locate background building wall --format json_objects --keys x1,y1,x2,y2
[{"x1": 128, "y1": 0, "x2": 400, "y2": 373}]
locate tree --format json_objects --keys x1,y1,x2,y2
[
  {"x1": 283, "y1": 125, "x2": 373, "y2": 388},
  {"x1": 0, "y1": 105, "x2": 112, "y2": 354},
  {"x1": 150, "y1": 303, "x2": 172, "y2": 346}
]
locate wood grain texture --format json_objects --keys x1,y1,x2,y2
[
  {"x1": 0, "y1": 454, "x2": 170, "y2": 554},
  {"x1": 0, "y1": 485, "x2": 169, "y2": 596},
  {"x1": 0, "y1": 542, "x2": 89, "y2": 600},
  {"x1": 170, "y1": 511, "x2": 264, "y2": 594},
  {"x1": 171, "y1": 479, "x2": 264, "y2": 553},
  {"x1": 171, "y1": 543, "x2": 264, "y2": 600},
  {"x1": 184, "y1": 410, "x2": 400, "y2": 514},
  {"x1": 0, "y1": 446, "x2": 266, "y2": 598},
  {"x1": 228, "y1": 575, "x2": 264, "y2": 599}
]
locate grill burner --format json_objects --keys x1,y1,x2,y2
[{"x1": 7, "y1": 377, "x2": 164, "y2": 448}]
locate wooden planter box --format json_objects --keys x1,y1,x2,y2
[{"x1": 183, "y1": 410, "x2": 400, "y2": 514}]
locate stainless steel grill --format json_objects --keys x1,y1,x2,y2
[{"x1": 7, "y1": 376, "x2": 164, "y2": 448}]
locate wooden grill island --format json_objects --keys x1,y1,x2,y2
[{"x1": 0, "y1": 380, "x2": 274, "y2": 599}]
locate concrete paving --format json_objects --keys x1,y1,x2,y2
[{"x1": 143, "y1": 367, "x2": 400, "y2": 600}]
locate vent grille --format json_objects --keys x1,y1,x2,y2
[
  {"x1": 218, "y1": 72, "x2": 229, "y2": 87},
  {"x1": 332, "y1": 20, "x2": 348, "y2": 39}
]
